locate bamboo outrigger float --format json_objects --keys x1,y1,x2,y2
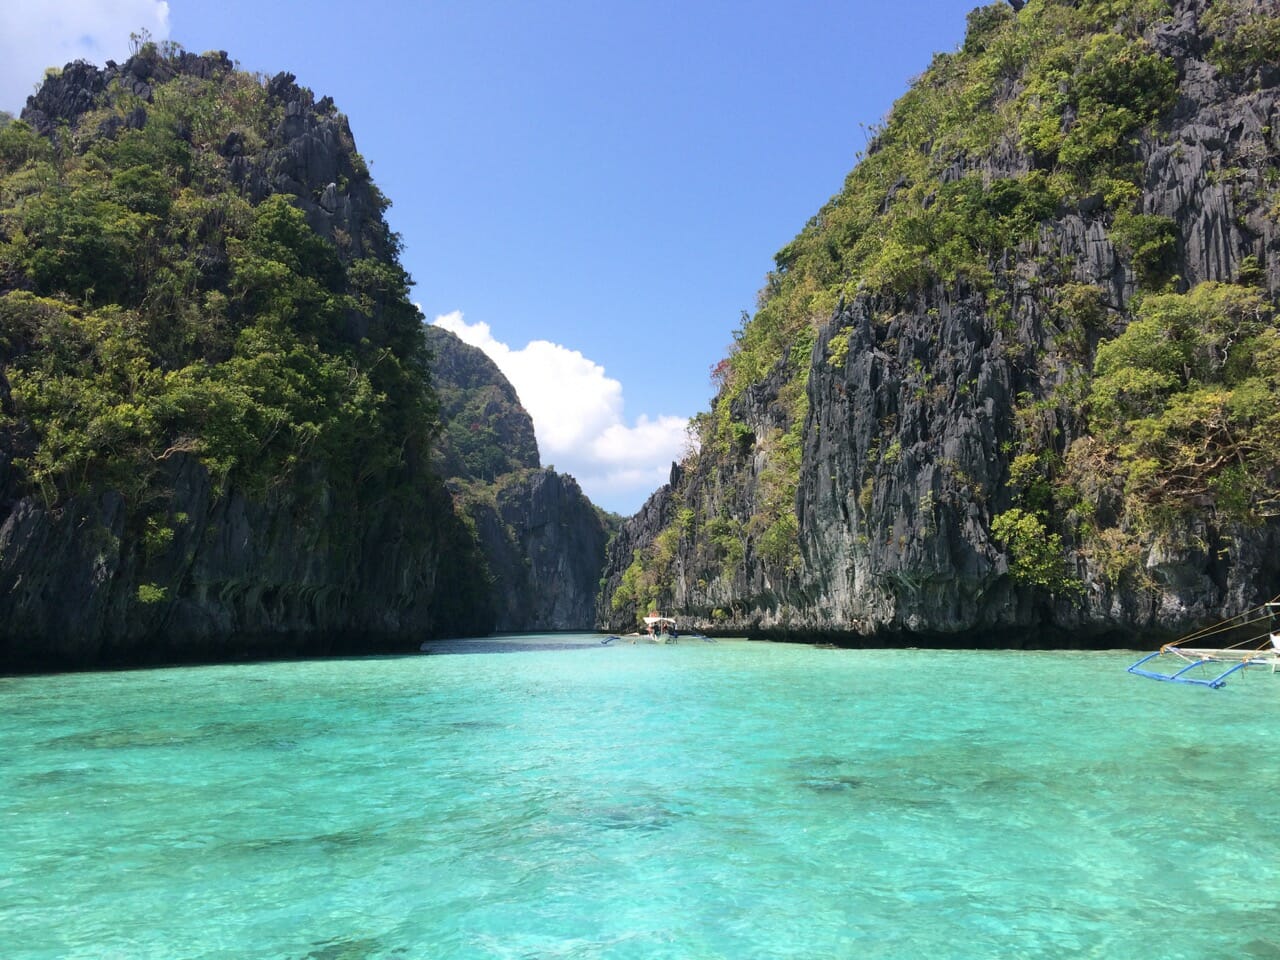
[{"x1": 1127, "y1": 598, "x2": 1280, "y2": 688}]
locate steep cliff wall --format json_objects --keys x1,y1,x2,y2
[
  {"x1": 601, "y1": 0, "x2": 1280, "y2": 645},
  {"x1": 426, "y1": 325, "x2": 610, "y2": 630},
  {"x1": 0, "y1": 48, "x2": 492, "y2": 670},
  {"x1": 0, "y1": 453, "x2": 491, "y2": 668},
  {"x1": 472, "y1": 469, "x2": 611, "y2": 630}
]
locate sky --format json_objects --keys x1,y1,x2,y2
[{"x1": 1, "y1": 0, "x2": 983, "y2": 514}]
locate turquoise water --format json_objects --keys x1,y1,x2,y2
[{"x1": 3, "y1": 636, "x2": 1280, "y2": 959}]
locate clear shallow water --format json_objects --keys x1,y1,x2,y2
[{"x1": 3, "y1": 637, "x2": 1280, "y2": 960}]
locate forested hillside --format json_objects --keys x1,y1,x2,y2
[{"x1": 600, "y1": 0, "x2": 1280, "y2": 645}]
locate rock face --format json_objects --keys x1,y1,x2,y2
[
  {"x1": 426, "y1": 325, "x2": 610, "y2": 631},
  {"x1": 597, "y1": 463, "x2": 681, "y2": 627},
  {"x1": 470, "y1": 469, "x2": 611, "y2": 631},
  {"x1": 599, "y1": 0, "x2": 1280, "y2": 645},
  {"x1": 0, "y1": 49, "x2": 493, "y2": 671},
  {"x1": 0, "y1": 49, "x2": 614, "y2": 672},
  {"x1": 24, "y1": 53, "x2": 392, "y2": 265},
  {"x1": 0, "y1": 455, "x2": 491, "y2": 668}
]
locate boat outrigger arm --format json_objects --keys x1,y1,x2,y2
[{"x1": 1127, "y1": 599, "x2": 1280, "y2": 688}]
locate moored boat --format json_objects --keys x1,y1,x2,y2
[
  {"x1": 1127, "y1": 598, "x2": 1280, "y2": 688},
  {"x1": 643, "y1": 614, "x2": 680, "y2": 643}
]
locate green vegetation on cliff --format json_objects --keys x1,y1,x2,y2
[
  {"x1": 425, "y1": 324, "x2": 539, "y2": 483},
  {"x1": 0, "y1": 44, "x2": 514, "y2": 662},
  {"x1": 609, "y1": 0, "x2": 1280, "y2": 625},
  {"x1": 1071, "y1": 282, "x2": 1280, "y2": 536},
  {"x1": 0, "y1": 45, "x2": 434, "y2": 514},
  {"x1": 716, "y1": 0, "x2": 1178, "y2": 414}
]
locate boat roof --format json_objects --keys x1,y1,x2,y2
[{"x1": 643, "y1": 615, "x2": 677, "y2": 625}]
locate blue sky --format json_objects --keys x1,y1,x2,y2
[{"x1": 2, "y1": 0, "x2": 983, "y2": 514}]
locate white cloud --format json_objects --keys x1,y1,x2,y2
[
  {"x1": 0, "y1": 1, "x2": 171, "y2": 113},
  {"x1": 433, "y1": 311, "x2": 691, "y2": 514}
]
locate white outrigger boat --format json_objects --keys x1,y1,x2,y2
[
  {"x1": 600, "y1": 615, "x2": 716, "y2": 645},
  {"x1": 1127, "y1": 598, "x2": 1280, "y2": 688},
  {"x1": 641, "y1": 615, "x2": 680, "y2": 643},
  {"x1": 600, "y1": 615, "x2": 709, "y2": 644}
]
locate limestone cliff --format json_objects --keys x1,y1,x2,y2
[
  {"x1": 0, "y1": 47, "x2": 492, "y2": 670},
  {"x1": 426, "y1": 325, "x2": 610, "y2": 630},
  {"x1": 600, "y1": 0, "x2": 1280, "y2": 645}
]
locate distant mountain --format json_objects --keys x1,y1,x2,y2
[
  {"x1": 426, "y1": 324, "x2": 612, "y2": 631},
  {"x1": 426, "y1": 324, "x2": 540, "y2": 481},
  {"x1": 600, "y1": 0, "x2": 1280, "y2": 645}
]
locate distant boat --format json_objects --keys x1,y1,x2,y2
[
  {"x1": 643, "y1": 614, "x2": 680, "y2": 643},
  {"x1": 1127, "y1": 598, "x2": 1280, "y2": 688}
]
